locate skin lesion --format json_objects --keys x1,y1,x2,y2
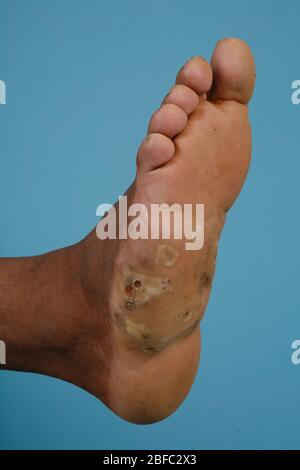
[
  {"x1": 200, "y1": 270, "x2": 212, "y2": 288},
  {"x1": 0, "y1": 37, "x2": 255, "y2": 427},
  {"x1": 118, "y1": 248, "x2": 211, "y2": 352},
  {"x1": 176, "y1": 310, "x2": 193, "y2": 322},
  {"x1": 123, "y1": 270, "x2": 172, "y2": 308},
  {"x1": 197, "y1": 235, "x2": 219, "y2": 293},
  {"x1": 125, "y1": 318, "x2": 151, "y2": 341},
  {"x1": 155, "y1": 244, "x2": 179, "y2": 267},
  {"x1": 124, "y1": 318, "x2": 161, "y2": 353}
]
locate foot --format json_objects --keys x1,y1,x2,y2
[
  {"x1": 0, "y1": 38, "x2": 255, "y2": 425},
  {"x1": 82, "y1": 37, "x2": 255, "y2": 423}
]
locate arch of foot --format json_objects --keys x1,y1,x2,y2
[{"x1": 110, "y1": 236, "x2": 218, "y2": 354}]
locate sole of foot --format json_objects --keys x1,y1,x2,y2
[{"x1": 66, "y1": 38, "x2": 255, "y2": 425}]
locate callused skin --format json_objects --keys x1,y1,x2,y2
[{"x1": 0, "y1": 38, "x2": 255, "y2": 424}]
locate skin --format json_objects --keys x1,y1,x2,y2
[{"x1": 0, "y1": 38, "x2": 255, "y2": 424}]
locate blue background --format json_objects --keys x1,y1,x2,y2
[{"x1": 0, "y1": 0, "x2": 299, "y2": 450}]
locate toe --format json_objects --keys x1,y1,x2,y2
[
  {"x1": 209, "y1": 38, "x2": 256, "y2": 104},
  {"x1": 148, "y1": 103, "x2": 187, "y2": 138},
  {"x1": 176, "y1": 56, "x2": 213, "y2": 95},
  {"x1": 162, "y1": 84, "x2": 199, "y2": 115},
  {"x1": 137, "y1": 133, "x2": 175, "y2": 172}
]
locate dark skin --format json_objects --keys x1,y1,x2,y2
[
  {"x1": 0, "y1": 38, "x2": 255, "y2": 424},
  {"x1": 0, "y1": 233, "x2": 113, "y2": 403}
]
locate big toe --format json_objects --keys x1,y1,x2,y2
[{"x1": 209, "y1": 38, "x2": 255, "y2": 104}]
